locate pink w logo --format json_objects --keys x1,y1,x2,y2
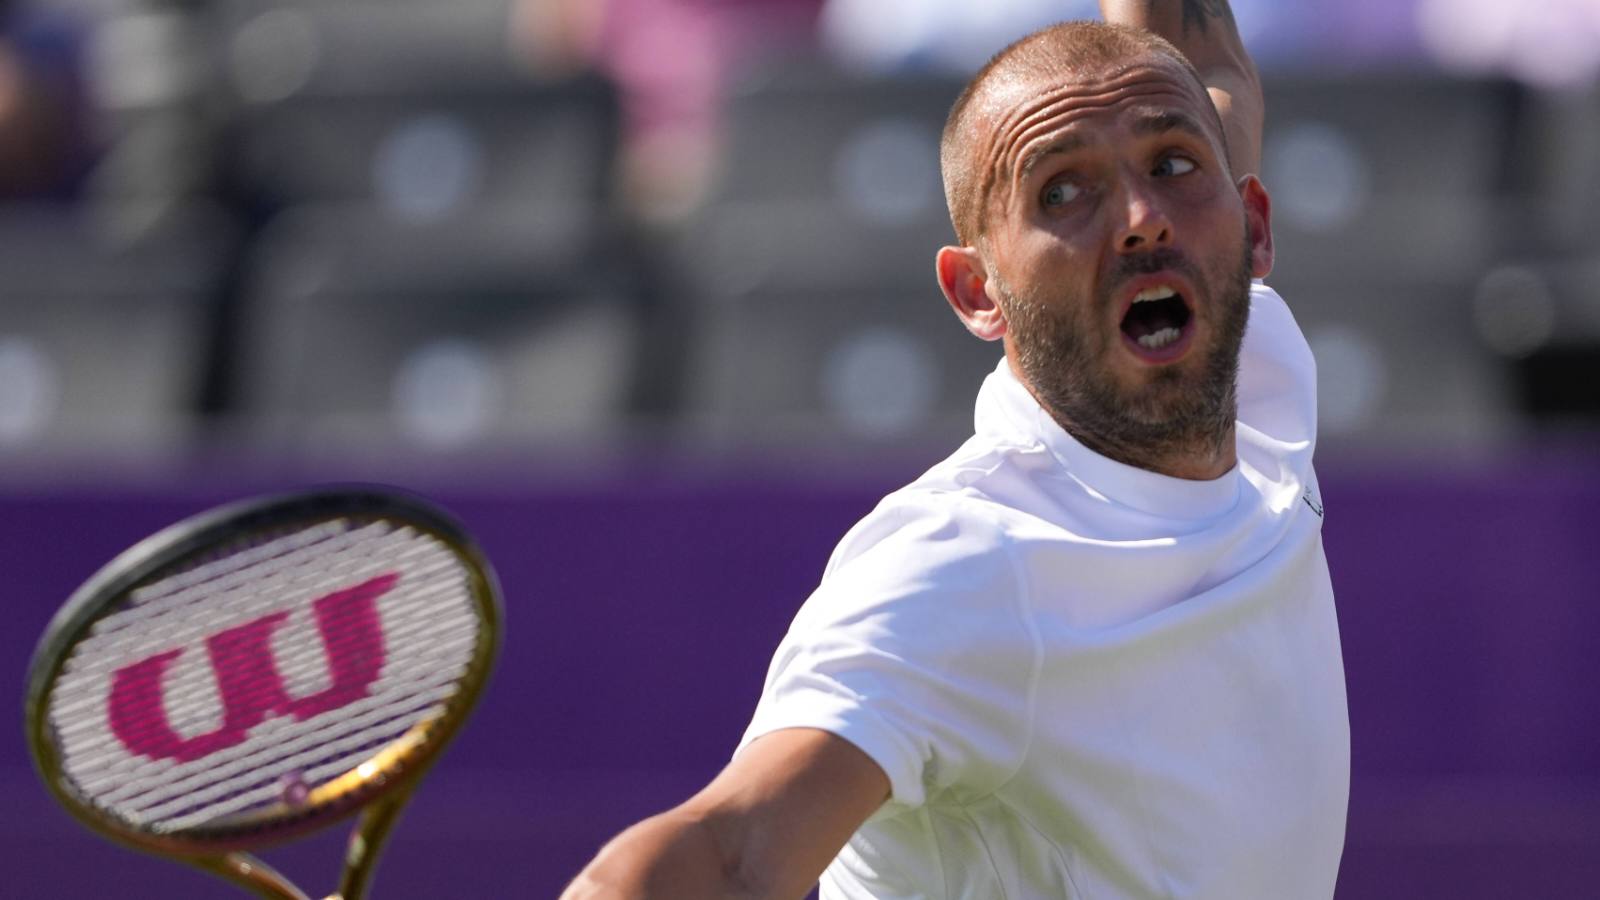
[{"x1": 107, "y1": 573, "x2": 397, "y2": 763}]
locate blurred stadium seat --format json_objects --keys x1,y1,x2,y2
[
  {"x1": 0, "y1": 205, "x2": 234, "y2": 455},
  {"x1": 676, "y1": 198, "x2": 997, "y2": 446},
  {"x1": 197, "y1": 0, "x2": 643, "y2": 451},
  {"x1": 1260, "y1": 74, "x2": 1528, "y2": 446},
  {"x1": 216, "y1": 0, "x2": 528, "y2": 95},
  {"x1": 674, "y1": 65, "x2": 1004, "y2": 447},
  {"x1": 1514, "y1": 82, "x2": 1600, "y2": 258},
  {"x1": 1264, "y1": 274, "x2": 1519, "y2": 445},
  {"x1": 709, "y1": 63, "x2": 962, "y2": 215},
  {"x1": 1486, "y1": 255, "x2": 1600, "y2": 423},
  {"x1": 219, "y1": 0, "x2": 618, "y2": 215},
  {"x1": 233, "y1": 205, "x2": 648, "y2": 451},
  {"x1": 1261, "y1": 74, "x2": 1522, "y2": 283}
]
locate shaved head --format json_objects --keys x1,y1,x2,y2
[{"x1": 940, "y1": 21, "x2": 1225, "y2": 247}]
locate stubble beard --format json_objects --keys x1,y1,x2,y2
[{"x1": 997, "y1": 239, "x2": 1254, "y2": 477}]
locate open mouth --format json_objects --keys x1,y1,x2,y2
[{"x1": 1119, "y1": 285, "x2": 1193, "y2": 361}]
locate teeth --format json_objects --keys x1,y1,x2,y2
[
  {"x1": 1133, "y1": 286, "x2": 1177, "y2": 304},
  {"x1": 1137, "y1": 326, "x2": 1182, "y2": 350}
]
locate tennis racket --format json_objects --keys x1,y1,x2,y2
[{"x1": 24, "y1": 488, "x2": 502, "y2": 899}]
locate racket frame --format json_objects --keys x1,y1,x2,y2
[{"x1": 23, "y1": 488, "x2": 502, "y2": 898}]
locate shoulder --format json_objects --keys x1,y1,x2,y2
[
  {"x1": 823, "y1": 437, "x2": 1053, "y2": 585},
  {"x1": 790, "y1": 458, "x2": 1053, "y2": 657},
  {"x1": 826, "y1": 493, "x2": 1017, "y2": 590},
  {"x1": 747, "y1": 459, "x2": 1048, "y2": 809}
]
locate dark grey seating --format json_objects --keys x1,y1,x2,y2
[
  {"x1": 675, "y1": 198, "x2": 997, "y2": 448},
  {"x1": 0, "y1": 205, "x2": 234, "y2": 456},
  {"x1": 233, "y1": 205, "x2": 647, "y2": 451},
  {"x1": 709, "y1": 63, "x2": 964, "y2": 221},
  {"x1": 220, "y1": 1, "x2": 619, "y2": 214},
  {"x1": 1261, "y1": 74, "x2": 1522, "y2": 282}
]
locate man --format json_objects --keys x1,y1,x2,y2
[{"x1": 563, "y1": 1, "x2": 1348, "y2": 897}]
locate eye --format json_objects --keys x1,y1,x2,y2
[
  {"x1": 1041, "y1": 181, "x2": 1080, "y2": 208},
  {"x1": 1154, "y1": 155, "x2": 1197, "y2": 177}
]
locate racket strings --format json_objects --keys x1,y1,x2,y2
[
  {"x1": 66, "y1": 626, "x2": 473, "y2": 831},
  {"x1": 139, "y1": 681, "x2": 461, "y2": 831},
  {"x1": 53, "y1": 569, "x2": 469, "y2": 773},
  {"x1": 45, "y1": 519, "x2": 484, "y2": 836},
  {"x1": 51, "y1": 552, "x2": 464, "y2": 746},
  {"x1": 67, "y1": 523, "x2": 421, "y2": 671},
  {"x1": 79, "y1": 632, "x2": 471, "y2": 805},
  {"x1": 90, "y1": 635, "x2": 474, "y2": 820},
  {"x1": 131, "y1": 521, "x2": 351, "y2": 607},
  {"x1": 53, "y1": 524, "x2": 447, "y2": 729}
]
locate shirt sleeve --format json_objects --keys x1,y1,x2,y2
[{"x1": 736, "y1": 496, "x2": 1042, "y2": 816}]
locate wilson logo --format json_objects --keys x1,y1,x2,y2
[{"x1": 107, "y1": 573, "x2": 397, "y2": 763}]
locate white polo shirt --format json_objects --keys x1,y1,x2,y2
[{"x1": 739, "y1": 283, "x2": 1350, "y2": 899}]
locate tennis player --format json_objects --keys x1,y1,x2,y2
[{"x1": 564, "y1": 1, "x2": 1348, "y2": 896}]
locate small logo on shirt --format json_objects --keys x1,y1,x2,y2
[{"x1": 1302, "y1": 486, "x2": 1324, "y2": 518}]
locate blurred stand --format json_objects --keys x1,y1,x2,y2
[
  {"x1": 0, "y1": 0, "x2": 1591, "y2": 466},
  {"x1": 511, "y1": 0, "x2": 823, "y2": 222},
  {"x1": 0, "y1": 2, "x2": 91, "y2": 199},
  {"x1": 1410, "y1": 0, "x2": 1600, "y2": 442},
  {"x1": 677, "y1": 64, "x2": 983, "y2": 450},
  {"x1": 0, "y1": 205, "x2": 231, "y2": 461}
]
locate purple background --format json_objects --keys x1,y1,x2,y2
[{"x1": 5, "y1": 451, "x2": 1599, "y2": 897}]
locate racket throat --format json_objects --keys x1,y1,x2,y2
[{"x1": 195, "y1": 853, "x2": 312, "y2": 900}]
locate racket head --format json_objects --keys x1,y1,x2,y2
[{"x1": 24, "y1": 487, "x2": 501, "y2": 860}]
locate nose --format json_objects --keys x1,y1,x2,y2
[{"x1": 1115, "y1": 179, "x2": 1172, "y2": 252}]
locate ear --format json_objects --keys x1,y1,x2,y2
[
  {"x1": 1237, "y1": 174, "x2": 1274, "y2": 279},
  {"x1": 936, "y1": 245, "x2": 1007, "y2": 341}
]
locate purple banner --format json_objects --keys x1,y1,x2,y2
[{"x1": 4, "y1": 452, "x2": 1598, "y2": 897}]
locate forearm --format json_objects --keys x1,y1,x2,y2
[
  {"x1": 1100, "y1": 1, "x2": 1251, "y2": 72},
  {"x1": 561, "y1": 807, "x2": 760, "y2": 900},
  {"x1": 1100, "y1": 0, "x2": 1263, "y2": 176}
]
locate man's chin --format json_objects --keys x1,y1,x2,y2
[
  {"x1": 1115, "y1": 369, "x2": 1225, "y2": 426},
  {"x1": 1112, "y1": 357, "x2": 1194, "y2": 397}
]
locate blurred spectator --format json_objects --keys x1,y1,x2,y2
[
  {"x1": 0, "y1": 0, "x2": 90, "y2": 200},
  {"x1": 512, "y1": 0, "x2": 822, "y2": 220}
]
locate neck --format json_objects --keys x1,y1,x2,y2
[{"x1": 1061, "y1": 414, "x2": 1237, "y2": 481}]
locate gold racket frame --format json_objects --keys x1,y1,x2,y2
[{"x1": 23, "y1": 488, "x2": 504, "y2": 900}]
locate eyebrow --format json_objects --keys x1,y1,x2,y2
[
  {"x1": 1015, "y1": 109, "x2": 1211, "y2": 184},
  {"x1": 1018, "y1": 134, "x2": 1091, "y2": 183},
  {"x1": 1129, "y1": 109, "x2": 1210, "y2": 143}
]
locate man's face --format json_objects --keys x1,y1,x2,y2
[{"x1": 973, "y1": 57, "x2": 1262, "y2": 463}]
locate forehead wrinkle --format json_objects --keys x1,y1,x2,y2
[
  {"x1": 978, "y1": 71, "x2": 1208, "y2": 225},
  {"x1": 1000, "y1": 80, "x2": 1206, "y2": 179},
  {"x1": 973, "y1": 87, "x2": 1118, "y2": 238},
  {"x1": 1019, "y1": 133, "x2": 1090, "y2": 184},
  {"x1": 1006, "y1": 91, "x2": 1154, "y2": 191}
]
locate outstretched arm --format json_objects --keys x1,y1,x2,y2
[
  {"x1": 1100, "y1": 0, "x2": 1263, "y2": 178},
  {"x1": 560, "y1": 728, "x2": 889, "y2": 899}
]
